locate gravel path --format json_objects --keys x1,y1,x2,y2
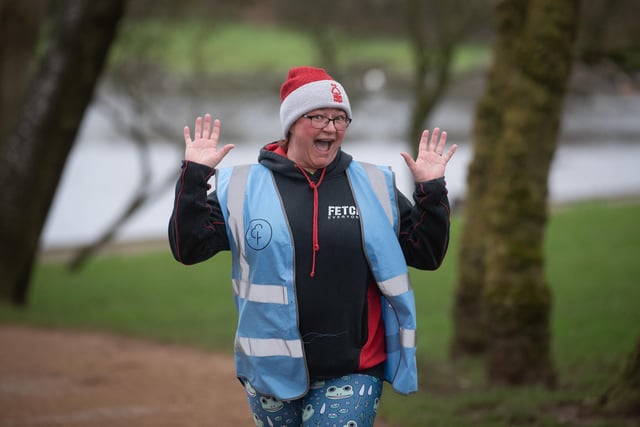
[{"x1": 0, "y1": 325, "x2": 394, "y2": 426}]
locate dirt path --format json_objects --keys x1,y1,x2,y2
[{"x1": 0, "y1": 325, "x2": 394, "y2": 426}]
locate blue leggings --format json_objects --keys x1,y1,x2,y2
[{"x1": 245, "y1": 374, "x2": 383, "y2": 427}]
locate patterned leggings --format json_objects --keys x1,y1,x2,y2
[{"x1": 245, "y1": 373, "x2": 383, "y2": 427}]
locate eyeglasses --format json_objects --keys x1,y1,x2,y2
[{"x1": 302, "y1": 114, "x2": 352, "y2": 131}]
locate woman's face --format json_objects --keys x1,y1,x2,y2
[{"x1": 286, "y1": 108, "x2": 348, "y2": 172}]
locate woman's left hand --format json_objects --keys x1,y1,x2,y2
[{"x1": 400, "y1": 128, "x2": 457, "y2": 182}]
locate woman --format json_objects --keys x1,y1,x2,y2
[{"x1": 169, "y1": 66, "x2": 457, "y2": 427}]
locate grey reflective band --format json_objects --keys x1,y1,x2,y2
[
  {"x1": 224, "y1": 166, "x2": 291, "y2": 306},
  {"x1": 400, "y1": 328, "x2": 416, "y2": 348},
  {"x1": 378, "y1": 273, "x2": 411, "y2": 296},
  {"x1": 360, "y1": 162, "x2": 394, "y2": 226},
  {"x1": 236, "y1": 336, "x2": 304, "y2": 358},
  {"x1": 224, "y1": 165, "x2": 252, "y2": 284},
  {"x1": 233, "y1": 279, "x2": 289, "y2": 305}
]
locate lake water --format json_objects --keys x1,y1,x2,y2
[{"x1": 40, "y1": 89, "x2": 640, "y2": 249}]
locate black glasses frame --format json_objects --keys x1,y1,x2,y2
[{"x1": 302, "y1": 114, "x2": 352, "y2": 130}]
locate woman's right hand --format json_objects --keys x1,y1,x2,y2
[{"x1": 183, "y1": 113, "x2": 235, "y2": 169}]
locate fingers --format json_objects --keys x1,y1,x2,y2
[
  {"x1": 210, "y1": 118, "x2": 220, "y2": 143},
  {"x1": 400, "y1": 152, "x2": 415, "y2": 169},
  {"x1": 419, "y1": 128, "x2": 444, "y2": 153},
  {"x1": 186, "y1": 114, "x2": 219, "y2": 143},
  {"x1": 419, "y1": 127, "x2": 452, "y2": 157},
  {"x1": 194, "y1": 115, "x2": 203, "y2": 139},
  {"x1": 219, "y1": 143, "x2": 236, "y2": 158},
  {"x1": 183, "y1": 126, "x2": 191, "y2": 145},
  {"x1": 419, "y1": 130, "x2": 429, "y2": 152},
  {"x1": 435, "y1": 130, "x2": 447, "y2": 155},
  {"x1": 427, "y1": 128, "x2": 440, "y2": 153},
  {"x1": 193, "y1": 114, "x2": 213, "y2": 138},
  {"x1": 203, "y1": 114, "x2": 212, "y2": 139},
  {"x1": 426, "y1": 128, "x2": 446, "y2": 155},
  {"x1": 444, "y1": 144, "x2": 458, "y2": 162}
]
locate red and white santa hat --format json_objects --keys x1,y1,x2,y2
[{"x1": 279, "y1": 66, "x2": 352, "y2": 137}]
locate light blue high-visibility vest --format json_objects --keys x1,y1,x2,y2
[{"x1": 215, "y1": 160, "x2": 418, "y2": 400}]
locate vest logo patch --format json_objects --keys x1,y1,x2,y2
[
  {"x1": 245, "y1": 219, "x2": 272, "y2": 250},
  {"x1": 327, "y1": 205, "x2": 359, "y2": 220}
]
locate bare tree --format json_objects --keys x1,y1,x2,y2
[
  {"x1": 451, "y1": 0, "x2": 580, "y2": 386},
  {"x1": 0, "y1": 0, "x2": 126, "y2": 305},
  {"x1": 405, "y1": 0, "x2": 478, "y2": 151},
  {"x1": 67, "y1": 81, "x2": 181, "y2": 271}
]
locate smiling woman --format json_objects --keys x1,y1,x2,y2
[
  {"x1": 285, "y1": 107, "x2": 349, "y2": 172},
  {"x1": 277, "y1": 68, "x2": 353, "y2": 173},
  {"x1": 168, "y1": 65, "x2": 457, "y2": 426}
]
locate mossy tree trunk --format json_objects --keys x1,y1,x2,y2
[
  {"x1": 0, "y1": 0, "x2": 125, "y2": 305},
  {"x1": 449, "y1": 84, "x2": 500, "y2": 357},
  {"x1": 483, "y1": 0, "x2": 579, "y2": 386},
  {"x1": 599, "y1": 337, "x2": 640, "y2": 416},
  {"x1": 0, "y1": 1, "x2": 47, "y2": 141},
  {"x1": 451, "y1": 0, "x2": 580, "y2": 386}
]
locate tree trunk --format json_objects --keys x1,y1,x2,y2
[
  {"x1": 0, "y1": 0, "x2": 47, "y2": 140},
  {"x1": 0, "y1": 0, "x2": 126, "y2": 305},
  {"x1": 599, "y1": 337, "x2": 640, "y2": 416},
  {"x1": 449, "y1": 84, "x2": 501, "y2": 357},
  {"x1": 480, "y1": 0, "x2": 580, "y2": 386}
]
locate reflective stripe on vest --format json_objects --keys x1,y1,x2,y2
[
  {"x1": 379, "y1": 274, "x2": 412, "y2": 297},
  {"x1": 232, "y1": 279, "x2": 289, "y2": 304},
  {"x1": 358, "y1": 161, "x2": 399, "y2": 232},
  {"x1": 236, "y1": 336, "x2": 305, "y2": 358}
]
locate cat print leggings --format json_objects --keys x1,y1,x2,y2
[{"x1": 245, "y1": 373, "x2": 383, "y2": 427}]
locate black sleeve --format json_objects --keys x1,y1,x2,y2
[
  {"x1": 397, "y1": 177, "x2": 451, "y2": 270},
  {"x1": 168, "y1": 161, "x2": 230, "y2": 265}
]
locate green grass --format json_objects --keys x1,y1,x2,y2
[
  {"x1": 547, "y1": 201, "x2": 640, "y2": 395},
  {"x1": 108, "y1": 20, "x2": 490, "y2": 76},
  {"x1": 2, "y1": 199, "x2": 639, "y2": 426},
  {"x1": 379, "y1": 200, "x2": 640, "y2": 426},
  {"x1": 0, "y1": 251, "x2": 238, "y2": 352}
]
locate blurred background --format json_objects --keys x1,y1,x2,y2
[
  {"x1": 2, "y1": 1, "x2": 639, "y2": 425},
  {"x1": 3, "y1": 0, "x2": 635, "y2": 254}
]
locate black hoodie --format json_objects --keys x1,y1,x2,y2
[{"x1": 169, "y1": 143, "x2": 451, "y2": 380}]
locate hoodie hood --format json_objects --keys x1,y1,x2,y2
[{"x1": 258, "y1": 141, "x2": 353, "y2": 277}]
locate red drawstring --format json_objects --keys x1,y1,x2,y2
[{"x1": 296, "y1": 166, "x2": 326, "y2": 278}]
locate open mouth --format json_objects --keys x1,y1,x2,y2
[{"x1": 314, "y1": 139, "x2": 333, "y2": 152}]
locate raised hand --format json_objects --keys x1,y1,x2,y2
[
  {"x1": 400, "y1": 128, "x2": 457, "y2": 182},
  {"x1": 183, "y1": 113, "x2": 235, "y2": 169}
]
